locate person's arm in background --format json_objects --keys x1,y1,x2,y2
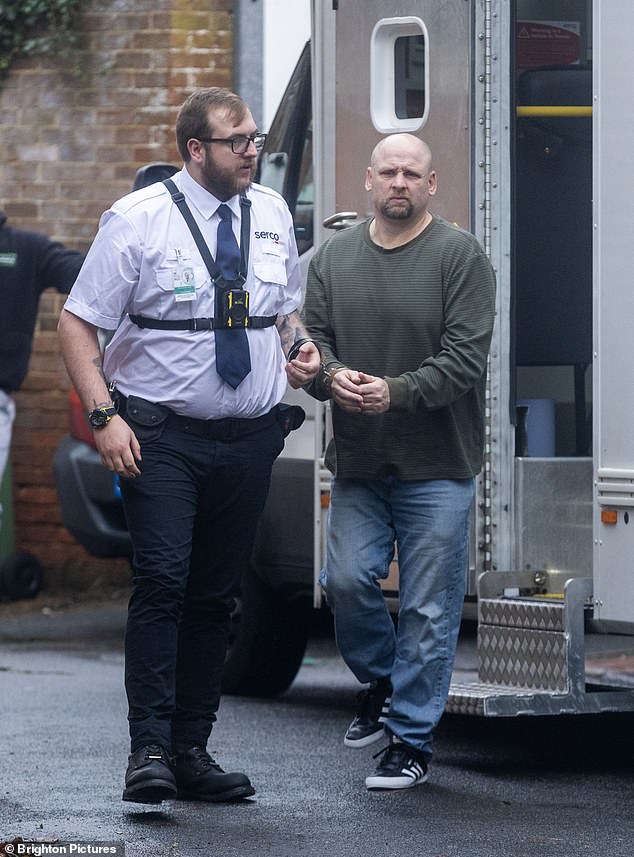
[{"x1": 33, "y1": 231, "x2": 85, "y2": 295}]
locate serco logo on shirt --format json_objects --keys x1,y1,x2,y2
[{"x1": 254, "y1": 230, "x2": 280, "y2": 243}]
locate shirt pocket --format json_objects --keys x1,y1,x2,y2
[
  {"x1": 154, "y1": 250, "x2": 211, "y2": 312},
  {"x1": 251, "y1": 254, "x2": 288, "y2": 315}
]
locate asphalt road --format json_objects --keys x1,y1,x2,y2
[{"x1": 0, "y1": 602, "x2": 633, "y2": 857}]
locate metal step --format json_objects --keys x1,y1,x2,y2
[
  {"x1": 478, "y1": 596, "x2": 569, "y2": 692},
  {"x1": 446, "y1": 571, "x2": 634, "y2": 716}
]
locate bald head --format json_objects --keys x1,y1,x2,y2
[
  {"x1": 365, "y1": 134, "x2": 437, "y2": 228},
  {"x1": 370, "y1": 134, "x2": 433, "y2": 173}
]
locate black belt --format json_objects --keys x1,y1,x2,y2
[
  {"x1": 116, "y1": 391, "x2": 277, "y2": 442},
  {"x1": 166, "y1": 408, "x2": 277, "y2": 441},
  {"x1": 128, "y1": 313, "x2": 277, "y2": 331}
]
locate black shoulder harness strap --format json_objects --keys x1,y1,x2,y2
[
  {"x1": 128, "y1": 178, "x2": 277, "y2": 332},
  {"x1": 162, "y1": 177, "x2": 251, "y2": 286}
]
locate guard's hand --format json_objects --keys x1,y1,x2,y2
[
  {"x1": 286, "y1": 342, "x2": 322, "y2": 389},
  {"x1": 93, "y1": 415, "x2": 142, "y2": 478},
  {"x1": 358, "y1": 372, "x2": 390, "y2": 414}
]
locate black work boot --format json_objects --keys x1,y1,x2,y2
[
  {"x1": 173, "y1": 745, "x2": 255, "y2": 802},
  {"x1": 122, "y1": 744, "x2": 177, "y2": 804}
]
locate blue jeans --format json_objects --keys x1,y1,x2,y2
[
  {"x1": 120, "y1": 407, "x2": 284, "y2": 753},
  {"x1": 321, "y1": 476, "x2": 474, "y2": 759}
]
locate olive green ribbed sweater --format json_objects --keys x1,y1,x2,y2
[{"x1": 303, "y1": 216, "x2": 496, "y2": 480}]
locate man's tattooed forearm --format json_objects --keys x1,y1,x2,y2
[
  {"x1": 276, "y1": 312, "x2": 307, "y2": 355},
  {"x1": 89, "y1": 354, "x2": 111, "y2": 407}
]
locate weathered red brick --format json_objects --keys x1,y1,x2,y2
[{"x1": 0, "y1": 0, "x2": 236, "y2": 584}]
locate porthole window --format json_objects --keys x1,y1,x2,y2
[{"x1": 371, "y1": 17, "x2": 429, "y2": 133}]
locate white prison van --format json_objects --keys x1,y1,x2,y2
[{"x1": 236, "y1": 0, "x2": 634, "y2": 715}]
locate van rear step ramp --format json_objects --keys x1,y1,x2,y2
[{"x1": 447, "y1": 571, "x2": 634, "y2": 716}]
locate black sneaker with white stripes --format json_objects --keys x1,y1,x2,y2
[
  {"x1": 365, "y1": 741, "x2": 429, "y2": 790},
  {"x1": 344, "y1": 677, "x2": 392, "y2": 748}
]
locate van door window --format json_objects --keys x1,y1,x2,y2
[
  {"x1": 256, "y1": 42, "x2": 313, "y2": 255},
  {"x1": 293, "y1": 121, "x2": 313, "y2": 256},
  {"x1": 371, "y1": 17, "x2": 429, "y2": 133},
  {"x1": 394, "y1": 35, "x2": 425, "y2": 120}
]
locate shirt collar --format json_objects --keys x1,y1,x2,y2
[{"x1": 177, "y1": 166, "x2": 241, "y2": 220}]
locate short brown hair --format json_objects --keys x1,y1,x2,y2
[{"x1": 176, "y1": 88, "x2": 249, "y2": 162}]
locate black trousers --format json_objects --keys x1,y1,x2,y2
[{"x1": 119, "y1": 403, "x2": 284, "y2": 752}]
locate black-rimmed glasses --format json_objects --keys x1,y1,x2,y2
[{"x1": 196, "y1": 133, "x2": 267, "y2": 154}]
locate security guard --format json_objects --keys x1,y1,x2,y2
[{"x1": 58, "y1": 87, "x2": 320, "y2": 806}]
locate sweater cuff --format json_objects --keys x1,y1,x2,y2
[{"x1": 385, "y1": 376, "x2": 410, "y2": 410}]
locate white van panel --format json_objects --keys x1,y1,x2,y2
[{"x1": 592, "y1": 0, "x2": 634, "y2": 628}]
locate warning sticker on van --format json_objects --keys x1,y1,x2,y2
[{"x1": 516, "y1": 21, "x2": 581, "y2": 70}]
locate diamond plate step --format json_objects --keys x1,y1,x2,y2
[
  {"x1": 478, "y1": 624, "x2": 569, "y2": 691},
  {"x1": 479, "y1": 596, "x2": 566, "y2": 631}
]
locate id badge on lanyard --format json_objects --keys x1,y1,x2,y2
[{"x1": 173, "y1": 248, "x2": 196, "y2": 302}]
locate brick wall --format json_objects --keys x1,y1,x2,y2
[{"x1": 0, "y1": 0, "x2": 236, "y2": 592}]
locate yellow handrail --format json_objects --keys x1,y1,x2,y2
[{"x1": 516, "y1": 105, "x2": 592, "y2": 117}]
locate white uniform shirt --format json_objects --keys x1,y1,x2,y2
[{"x1": 64, "y1": 167, "x2": 302, "y2": 419}]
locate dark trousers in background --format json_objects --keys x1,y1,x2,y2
[{"x1": 120, "y1": 413, "x2": 284, "y2": 753}]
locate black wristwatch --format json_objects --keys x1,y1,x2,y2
[{"x1": 87, "y1": 404, "x2": 117, "y2": 429}]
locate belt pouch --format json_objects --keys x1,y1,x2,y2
[
  {"x1": 122, "y1": 394, "x2": 170, "y2": 443},
  {"x1": 276, "y1": 404, "x2": 306, "y2": 438}
]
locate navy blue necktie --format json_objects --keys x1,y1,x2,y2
[{"x1": 215, "y1": 204, "x2": 251, "y2": 388}]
